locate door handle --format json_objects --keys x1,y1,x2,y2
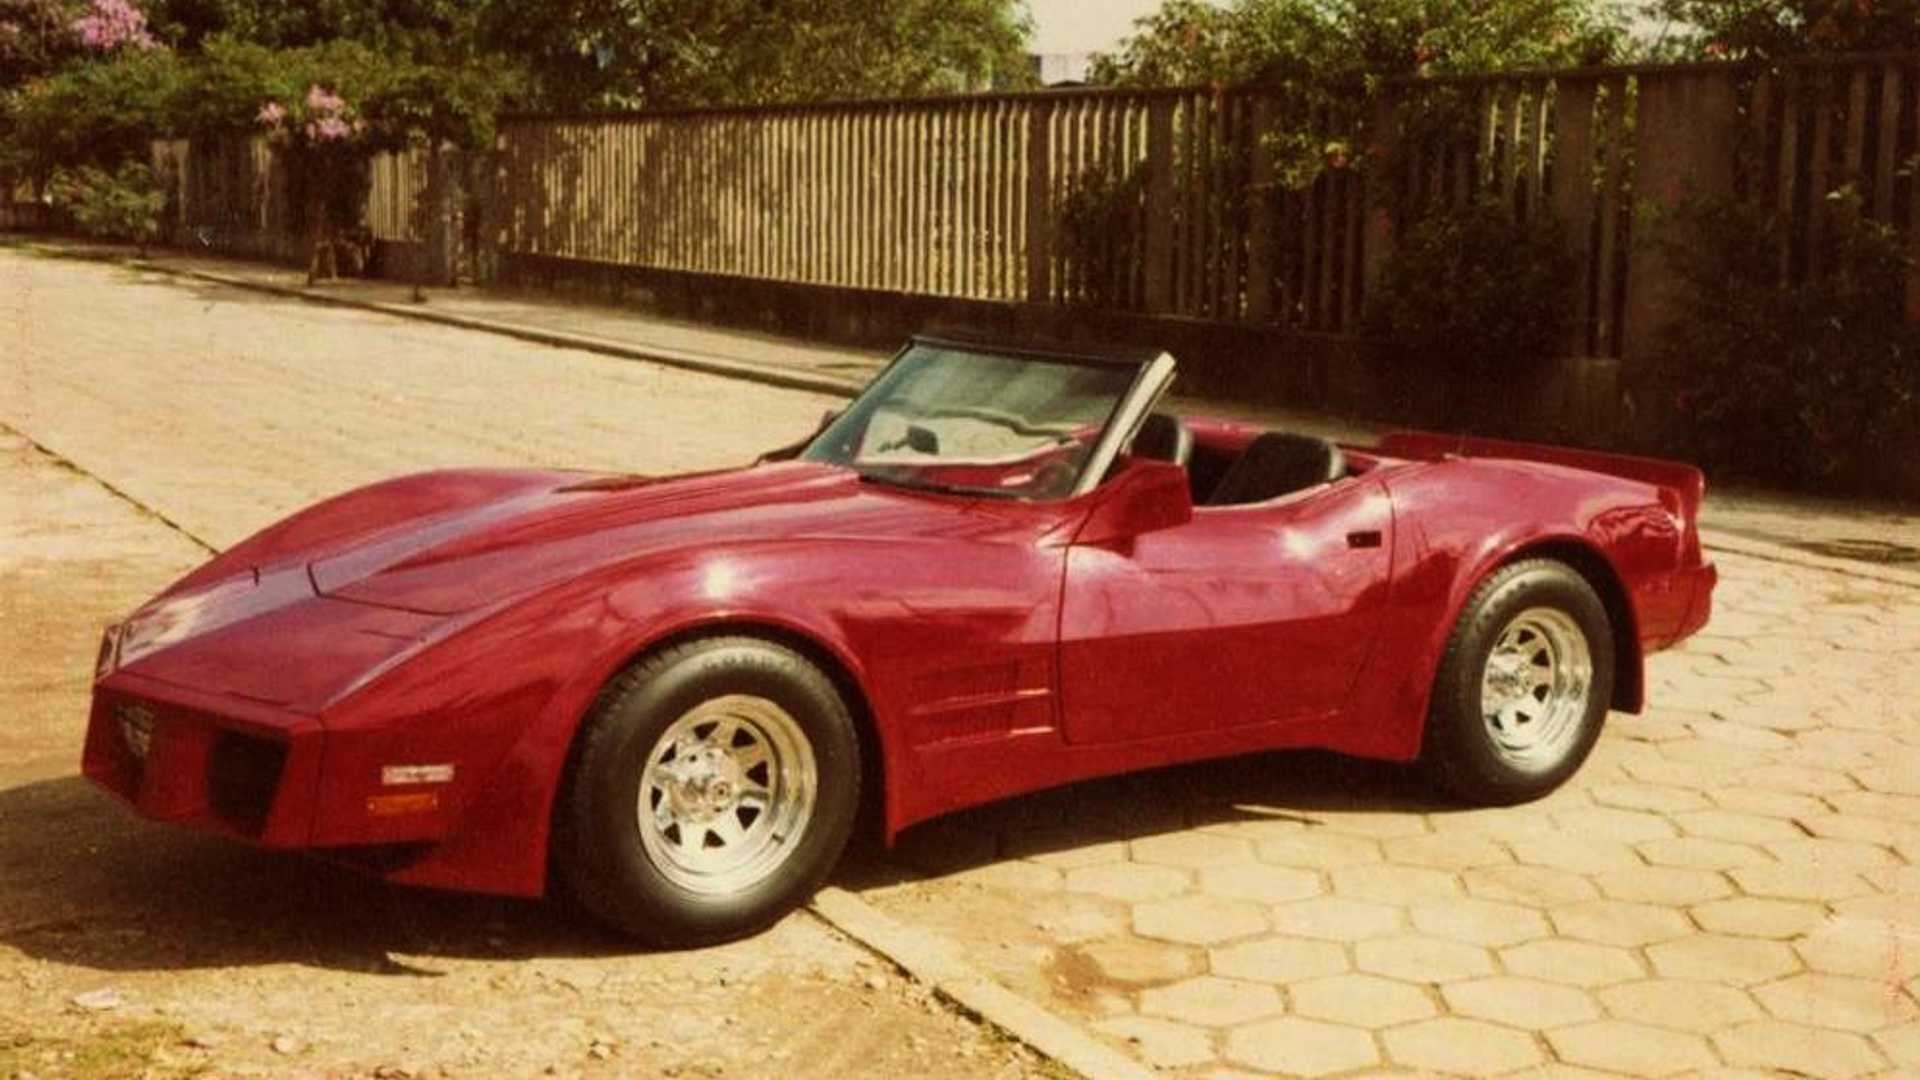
[{"x1": 1346, "y1": 530, "x2": 1382, "y2": 549}]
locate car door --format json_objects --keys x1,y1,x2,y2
[{"x1": 1056, "y1": 475, "x2": 1395, "y2": 744}]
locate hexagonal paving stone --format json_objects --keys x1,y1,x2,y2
[
  {"x1": 1510, "y1": 833, "x2": 1646, "y2": 875},
  {"x1": 1713, "y1": 1020, "x2": 1889, "y2": 1078},
  {"x1": 1553, "y1": 806, "x2": 1681, "y2": 843},
  {"x1": 1638, "y1": 836, "x2": 1772, "y2": 870},
  {"x1": 1692, "y1": 897, "x2": 1827, "y2": 939},
  {"x1": 1063, "y1": 862, "x2": 1191, "y2": 903},
  {"x1": 1078, "y1": 939, "x2": 1202, "y2": 985},
  {"x1": 1676, "y1": 809, "x2": 1808, "y2": 845},
  {"x1": 1354, "y1": 935, "x2": 1494, "y2": 984},
  {"x1": 1502, "y1": 939, "x2": 1646, "y2": 987},
  {"x1": 1289, "y1": 973, "x2": 1436, "y2": 1027},
  {"x1": 1133, "y1": 896, "x2": 1269, "y2": 946},
  {"x1": 1793, "y1": 917, "x2": 1919, "y2": 978},
  {"x1": 1268, "y1": 897, "x2": 1401, "y2": 942},
  {"x1": 1550, "y1": 900, "x2": 1694, "y2": 947},
  {"x1": 1130, "y1": 832, "x2": 1257, "y2": 869},
  {"x1": 1209, "y1": 937, "x2": 1348, "y2": 985},
  {"x1": 1593, "y1": 865, "x2": 1734, "y2": 905},
  {"x1": 1766, "y1": 837, "x2": 1902, "y2": 871},
  {"x1": 1328, "y1": 864, "x2": 1463, "y2": 905},
  {"x1": 1462, "y1": 864, "x2": 1599, "y2": 905},
  {"x1": 1443, "y1": 976, "x2": 1599, "y2": 1028},
  {"x1": 1091, "y1": 1016, "x2": 1215, "y2": 1069},
  {"x1": 1730, "y1": 864, "x2": 1873, "y2": 902},
  {"x1": 1647, "y1": 934, "x2": 1802, "y2": 986},
  {"x1": 1597, "y1": 979, "x2": 1762, "y2": 1033},
  {"x1": 1380, "y1": 832, "x2": 1512, "y2": 870},
  {"x1": 1548, "y1": 1020, "x2": 1718, "y2": 1075},
  {"x1": 1140, "y1": 975, "x2": 1283, "y2": 1027},
  {"x1": 1197, "y1": 862, "x2": 1321, "y2": 904},
  {"x1": 1742, "y1": 763, "x2": 1858, "y2": 795},
  {"x1": 1384, "y1": 1017, "x2": 1542, "y2": 1074},
  {"x1": 1223, "y1": 1016, "x2": 1378, "y2": 1076},
  {"x1": 1407, "y1": 895, "x2": 1553, "y2": 948},
  {"x1": 1874, "y1": 1022, "x2": 1920, "y2": 1070},
  {"x1": 1710, "y1": 785, "x2": 1831, "y2": 820},
  {"x1": 1754, "y1": 973, "x2": 1920, "y2": 1032},
  {"x1": 949, "y1": 860, "x2": 1063, "y2": 892},
  {"x1": 1589, "y1": 782, "x2": 1713, "y2": 814},
  {"x1": 1254, "y1": 831, "x2": 1383, "y2": 869}
]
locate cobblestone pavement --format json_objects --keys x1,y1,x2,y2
[{"x1": 6, "y1": 250, "x2": 1920, "y2": 1077}]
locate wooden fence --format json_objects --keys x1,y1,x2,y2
[
  {"x1": 120, "y1": 51, "x2": 1920, "y2": 399},
  {"x1": 480, "y1": 52, "x2": 1920, "y2": 362}
]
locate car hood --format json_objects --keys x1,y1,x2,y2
[
  {"x1": 307, "y1": 461, "x2": 988, "y2": 615},
  {"x1": 109, "y1": 462, "x2": 1003, "y2": 710}
]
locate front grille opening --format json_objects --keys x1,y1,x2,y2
[{"x1": 207, "y1": 731, "x2": 288, "y2": 835}]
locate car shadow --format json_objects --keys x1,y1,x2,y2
[
  {"x1": 0, "y1": 775, "x2": 638, "y2": 975},
  {"x1": 2, "y1": 751, "x2": 1450, "y2": 975},
  {"x1": 837, "y1": 748, "x2": 1450, "y2": 890}
]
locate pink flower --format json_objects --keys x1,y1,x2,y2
[
  {"x1": 71, "y1": 0, "x2": 156, "y2": 52},
  {"x1": 310, "y1": 116, "x2": 352, "y2": 142},
  {"x1": 305, "y1": 85, "x2": 346, "y2": 114},
  {"x1": 256, "y1": 101, "x2": 286, "y2": 127}
]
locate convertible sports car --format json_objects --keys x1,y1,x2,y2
[{"x1": 84, "y1": 335, "x2": 1715, "y2": 945}]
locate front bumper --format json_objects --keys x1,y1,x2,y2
[{"x1": 82, "y1": 673, "x2": 461, "y2": 851}]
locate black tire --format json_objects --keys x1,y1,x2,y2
[
  {"x1": 1423, "y1": 558, "x2": 1615, "y2": 806},
  {"x1": 553, "y1": 636, "x2": 861, "y2": 947}
]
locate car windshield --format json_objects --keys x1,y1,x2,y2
[{"x1": 801, "y1": 342, "x2": 1143, "y2": 500}]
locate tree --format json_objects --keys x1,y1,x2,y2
[
  {"x1": 477, "y1": 0, "x2": 1032, "y2": 110},
  {"x1": 1640, "y1": 0, "x2": 1920, "y2": 60},
  {"x1": 1092, "y1": 0, "x2": 1624, "y2": 87}
]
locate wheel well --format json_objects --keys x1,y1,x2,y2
[
  {"x1": 1497, "y1": 540, "x2": 1643, "y2": 713},
  {"x1": 595, "y1": 621, "x2": 889, "y2": 843}
]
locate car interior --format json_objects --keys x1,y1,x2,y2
[{"x1": 1130, "y1": 412, "x2": 1347, "y2": 507}]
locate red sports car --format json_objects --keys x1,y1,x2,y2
[{"x1": 84, "y1": 336, "x2": 1716, "y2": 946}]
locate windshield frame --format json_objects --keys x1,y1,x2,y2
[{"x1": 801, "y1": 336, "x2": 1176, "y2": 501}]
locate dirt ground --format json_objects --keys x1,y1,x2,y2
[{"x1": 0, "y1": 428, "x2": 1054, "y2": 1080}]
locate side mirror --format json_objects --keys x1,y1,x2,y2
[{"x1": 1075, "y1": 459, "x2": 1193, "y2": 546}]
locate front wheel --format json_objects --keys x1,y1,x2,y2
[
  {"x1": 1423, "y1": 559, "x2": 1614, "y2": 805},
  {"x1": 553, "y1": 636, "x2": 861, "y2": 946}
]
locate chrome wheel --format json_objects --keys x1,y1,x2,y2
[
  {"x1": 1479, "y1": 607, "x2": 1593, "y2": 774},
  {"x1": 637, "y1": 694, "x2": 817, "y2": 895}
]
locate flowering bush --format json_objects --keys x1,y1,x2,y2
[
  {"x1": 46, "y1": 160, "x2": 163, "y2": 250},
  {"x1": 72, "y1": 0, "x2": 155, "y2": 53},
  {"x1": 255, "y1": 82, "x2": 365, "y2": 146}
]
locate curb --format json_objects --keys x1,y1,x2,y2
[
  {"x1": 808, "y1": 888, "x2": 1153, "y2": 1080},
  {"x1": 13, "y1": 238, "x2": 1920, "y2": 591},
  {"x1": 1701, "y1": 529, "x2": 1920, "y2": 590},
  {"x1": 11, "y1": 239, "x2": 867, "y2": 400}
]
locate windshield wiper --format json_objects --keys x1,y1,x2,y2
[{"x1": 854, "y1": 469, "x2": 981, "y2": 498}]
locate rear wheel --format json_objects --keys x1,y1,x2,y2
[
  {"x1": 1424, "y1": 559, "x2": 1614, "y2": 805},
  {"x1": 554, "y1": 636, "x2": 860, "y2": 946}
]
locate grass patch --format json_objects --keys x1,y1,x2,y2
[{"x1": 0, "y1": 1019, "x2": 206, "y2": 1079}]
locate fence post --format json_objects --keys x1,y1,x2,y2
[
  {"x1": 1243, "y1": 95, "x2": 1275, "y2": 322},
  {"x1": 1143, "y1": 97, "x2": 1175, "y2": 313},
  {"x1": 1550, "y1": 78, "x2": 1598, "y2": 358},
  {"x1": 1623, "y1": 69, "x2": 1738, "y2": 360},
  {"x1": 1025, "y1": 100, "x2": 1053, "y2": 305},
  {"x1": 1361, "y1": 88, "x2": 1398, "y2": 304}
]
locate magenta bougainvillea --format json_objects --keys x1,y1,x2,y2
[
  {"x1": 256, "y1": 84, "x2": 365, "y2": 144},
  {"x1": 72, "y1": 0, "x2": 156, "y2": 52}
]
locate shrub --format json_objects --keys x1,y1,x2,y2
[
  {"x1": 46, "y1": 160, "x2": 163, "y2": 250},
  {"x1": 1365, "y1": 198, "x2": 1576, "y2": 426},
  {"x1": 1654, "y1": 188, "x2": 1920, "y2": 494}
]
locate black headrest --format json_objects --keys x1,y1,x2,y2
[
  {"x1": 1131, "y1": 412, "x2": 1192, "y2": 468},
  {"x1": 1207, "y1": 432, "x2": 1345, "y2": 506}
]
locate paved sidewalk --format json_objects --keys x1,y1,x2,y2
[
  {"x1": 14, "y1": 234, "x2": 1920, "y2": 575},
  {"x1": 5, "y1": 248, "x2": 1920, "y2": 1078}
]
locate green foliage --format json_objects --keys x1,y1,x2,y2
[
  {"x1": 0, "y1": 0, "x2": 85, "y2": 92},
  {"x1": 1640, "y1": 0, "x2": 1920, "y2": 60},
  {"x1": 1057, "y1": 164, "x2": 1148, "y2": 308},
  {"x1": 46, "y1": 159, "x2": 164, "y2": 244},
  {"x1": 7, "y1": 46, "x2": 185, "y2": 177},
  {"x1": 478, "y1": 0, "x2": 1033, "y2": 110},
  {"x1": 1654, "y1": 189, "x2": 1920, "y2": 492},
  {"x1": 1093, "y1": 0, "x2": 1624, "y2": 87},
  {"x1": 1365, "y1": 198, "x2": 1576, "y2": 422}
]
